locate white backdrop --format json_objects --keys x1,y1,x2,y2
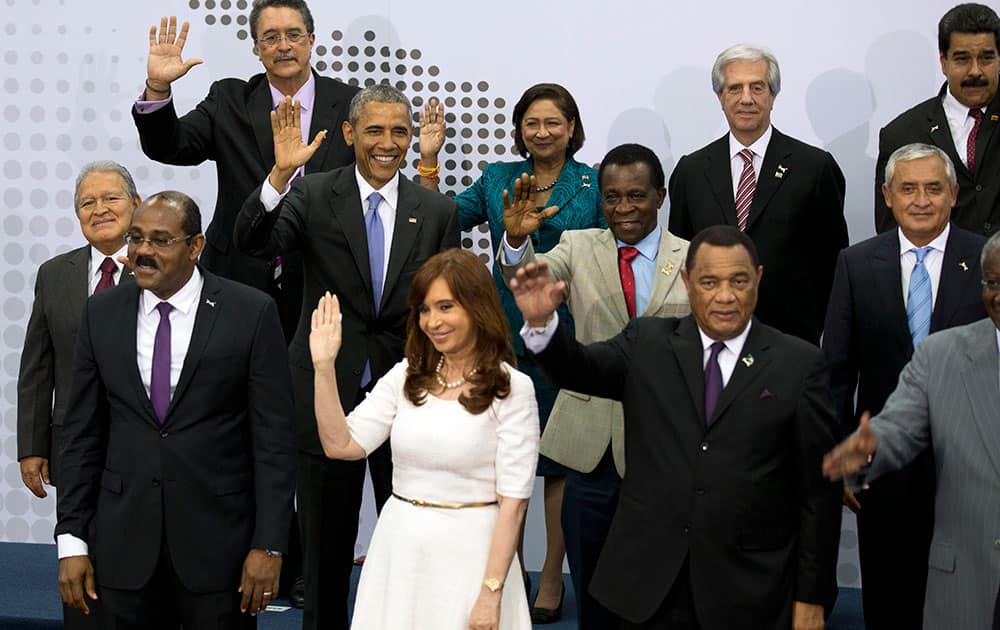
[{"x1": 0, "y1": 0, "x2": 963, "y2": 586}]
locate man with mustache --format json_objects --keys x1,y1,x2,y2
[{"x1": 876, "y1": 3, "x2": 1000, "y2": 239}]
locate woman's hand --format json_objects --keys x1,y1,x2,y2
[
  {"x1": 502, "y1": 173, "x2": 559, "y2": 248},
  {"x1": 468, "y1": 589, "x2": 501, "y2": 630},
  {"x1": 418, "y1": 97, "x2": 446, "y2": 164},
  {"x1": 309, "y1": 291, "x2": 342, "y2": 370}
]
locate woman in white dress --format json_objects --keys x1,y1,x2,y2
[{"x1": 308, "y1": 248, "x2": 539, "y2": 630}]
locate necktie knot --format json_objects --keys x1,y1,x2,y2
[
  {"x1": 367, "y1": 191, "x2": 384, "y2": 214},
  {"x1": 99, "y1": 257, "x2": 117, "y2": 274},
  {"x1": 970, "y1": 107, "x2": 984, "y2": 122},
  {"x1": 911, "y1": 246, "x2": 933, "y2": 264},
  {"x1": 618, "y1": 246, "x2": 639, "y2": 264},
  {"x1": 738, "y1": 148, "x2": 754, "y2": 165},
  {"x1": 155, "y1": 301, "x2": 173, "y2": 319},
  {"x1": 708, "y1": 340, "x2": 726, "y2": 361}
]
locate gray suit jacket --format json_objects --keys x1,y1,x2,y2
[
  {"x1": 869, "y1": 317, "x2": 1000, "y2": 628},
  {"x1": 500, "y1": 228, "x2": 690, "y2": 475},
  {"x1": 17, "y1": 245, "x2": 134, "y2": 484}
]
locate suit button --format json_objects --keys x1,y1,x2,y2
[
  {"x1": 976, "y1": 184, "x2": 983, "y2": 192},
  {"x1": 684, "y1": 523, "x2": 691, "y2": 533},
  {"x1": 700, "y1": 442, "x2": 709, "y2": 451},
  {"x1": 353, "y1": 367, "x2": 362, "y2": 375},
  {"x1": 160, "y1": 431, "x2": 168, "y2": 438},
  {"x1": 152, "y1": 478, "x2": 160, "y2": 487},
  {"x1": 695, "y1": 488, "x2": 706, "y2": 495}
]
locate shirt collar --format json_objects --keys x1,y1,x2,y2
[
  {"x1": 140, "y1": 266, "x2": 203, "y2": 316},
  {"x1": 90, "y1": 244, "x2": 128, "y2": 275},
  {"x1": 269, "y1": 71, "x2": 316, "y2": 113},
  {"x1": 729, "y1": 125, "x2": 773, "y2": 160},
  {"x1": 616, "y1": 225, "x2": 661, "y2": 261},
  {"x1": 697, "y1": 319, "x2": 753, "y2": 358},
  {"x1": 898, "y1": 223, "x2": 950, "y2": 257},
  {"x1": 942, "y1": 87, "x2": 986, "y2": 118},
  {"x1": 355, "y1": 167, "x2": 400, "y2": 213}
]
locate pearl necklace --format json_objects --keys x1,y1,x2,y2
[{"x1": 435, "y1": 355, "x2": 476, "y2": 389}]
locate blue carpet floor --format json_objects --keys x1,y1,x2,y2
[{"x1": 0, "y1": 542, "x2": 864, "y2": 628}]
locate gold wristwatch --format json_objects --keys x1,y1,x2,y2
[{"x1": 482, "y1": 577, "x2": 504, "y2": 592}]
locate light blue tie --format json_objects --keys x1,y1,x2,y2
[
  {"x1": 361, "y1": 191, "x2": 385, "y2": 388},
  {"x1": 906, "y1": 246, "x2": 933, "y2": 348}
]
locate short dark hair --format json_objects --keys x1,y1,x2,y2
[
  {"x1": 250, "y1": 0, "x2": 315, "y2": 39},
  {"x1": 598, "y1": 143, "x2": 665, "y2": 190},
  {"x1": 938, "y1": 3, "x2": 1000, "y2": 54},
  {"x1": 144, "y1": 191, "x2": 203, "y2": 237},
  {"x1": 685, "y1": 225, "x2": 760, "y2": 271},
  {"x1": 512, "y1": 83, "x2": 585, "y2": 159}
]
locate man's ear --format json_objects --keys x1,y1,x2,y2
[{"x1": 342, "y1": 120, "x2": 354, "y2": 146}]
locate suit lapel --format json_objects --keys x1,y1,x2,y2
[
  {"x1": 306, "y1": 73, "x2": 349, "y2": 173},
  {"x1": 381, "y1": 178, "x2": 422, "y2": 311},
  {"x1": 703, "y1": 137, "x2": 739, "y2": 226},
  {"x1": 973, "y1": 91, "x2": 1000, "y2": 181},
  {"x1": 928, "y1": 90, "x2": 967, "y2": 178},
  {"x1": 122, "y1": 286, "x2": 160, "y2": 427},
  {"x1": 931, "y1": 227, "x2": 976, "y2": 330},
  {"x1": 595, "y1": 229, "x2": 630, "y2": 326},
  {"x1": 674, "y1": 317, "x2": 709, "y2": 426},
  {"x1": 710, "y1": 320, "x2": 771, "y2": 426},
  {"x1": 643, "y1": 229, "x2": 684, "y2": 315},
  {"x1": 746, "y1": 129, "x2": 791, "y2": 231},
  {"x1": 249, "y1": 78, "x2": 277, "y2": 171},
  {"x1": 64, "y1": 246, "x2": 91, "y2": 322},
  {"x1": 166, "y1": 272, "x2": 223, "y2": 423},
  {"x1": 961, "y1": 322, "x2": 1000, "y2": 478},
  {"x1": 871, "y1": 234, "x2": 913, "y2": 357},
  {"x1": 329, "y1": 169, "x2": 374, "y2": 307}
]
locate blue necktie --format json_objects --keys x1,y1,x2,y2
[
  {"x1": 361, "y1": 191, "x2": 385, "y2": 388},
  {"x1": 906, "y1": 246, "x2": 933, "y2": 348}
]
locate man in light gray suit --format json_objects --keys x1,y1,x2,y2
[
  {"x1": 500, "y1": 144, "x2": 690, "y2": 628},
  {"x1": 824, "y1": 229, "x2": 1000, "y2": 630}
]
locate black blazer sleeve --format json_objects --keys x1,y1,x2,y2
[
  {"x1": 811, "y1": 154, "x2": 849, "y2": 332},
  {"x1": 821, "y1": 250, "x2": 860, "y2": 434},
  {"x1": 17, "y1": 265, "x2": 56, "y2": 460},
  {"x1": 531, "y1": 317, "x2": 631, "y2": 401},
  {"x1": 667, "y1": 155, "x2": 695, "y2": 240},
  {"x1": 874, "y1": 125, "x2": 898, "y2": 234},
  {"x1": 234, "y1": 181, "x2": 309, "y2": 258},
  {"x1": 132, "y1": 82, "x2": 222, "y2": 166}
]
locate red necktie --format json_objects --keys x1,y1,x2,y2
[
  {"x1": 94, "y1": 257, "x2": 117, "y2": 293},
  {"x1": 618, "y1": 246, "x2": 640, "y2": 319},
  {"x1": 967, "y1": 108, "x2": 984, "y2": 175},
  {"x1": 735, "y1": 148, "x2": 755, "y2": 231}
]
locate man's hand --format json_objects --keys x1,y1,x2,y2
[
  {"x1": 146, "y1": 16, "x2": 203, "y2": 95},
  {"x1": 238, "y1": 549, "x2": 281, "y2": 616},
  {"x1": 502, "y1": 173, "x2": 559, "y2": 249},
  {"x1": 309, "y1": 292, "x2": 342, "y2": 371},
  {"x1": 792, "y1": 601, "x2": 824, "y2": 630},
  {"x1": 58, "y1": 556, "x2": 97, "y2": 614},
  {"x1": 417, "y1": 97, "x2": 446, "y2": 166},
  {"x1": 468, "y1": 589, "x2": 501, "y2": 630},
  {"x1": 20, "y1": 456, "x2": 50, "y2": 498},
  {"x1": 509, "y1": 262, "x2": 565, "y2": 327},
  {"x1": 822, "y1": 412, "x2": 878, "y2": 481},
  {"x1": 268, "y1": 96, "x2": 327, "y2": 192}
]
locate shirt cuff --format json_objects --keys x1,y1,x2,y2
[
  {"x1": 57, "y1": 533, "x2": 89, "y2": 559},
  {"x1": 134, "y1": 93, "x2": 172, "y2": 114},
  {"x1": 260, "y1": 177, "x2": 290, "y2": 212},
  {"x1": 519, "y1": 312, "x2": 559, "y2": 354},
  {"x1": 501, "y1": 232, "x2": 529, "y2": 265}
]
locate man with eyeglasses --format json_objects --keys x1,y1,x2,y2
[
  {"x1": 16, "y1": 160, "x2": 140, "y2": 630},
  {"x1": 54, "y1": 191, "x2": 296, "y2": 629},
  {"x1": 824, "y1": 228, "x2": 1000, "y2": 629},
  {"x1": 876, "y1": 3, "x2": 1000, "y2": 239},
  {"x1": 822, "y1": 143, "x2": 986, "y2": 629}
]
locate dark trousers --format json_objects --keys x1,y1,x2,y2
[
  {"x1": 298, "y1": 386, "x2": 392, "y2": 630},
  {"x1": 98, "y1": 542, "x2": 254, "y2": 630},
  {"x1": 620, "y1": 558, "x2": 699, "y2": 630},
  {"x1": 857, "y1": 449, "x2": 935, "y2": 630},
  {"x1": 562, "y1": 448, "x2": 621, "y2": 630}
]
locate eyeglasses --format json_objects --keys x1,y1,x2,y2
[
  {"x1": 124, "y1": 233, "x2": 197, "y2": 249},
  {"x1": 982, "y1": 278, "x2": 1000, "y2": 292},
  {"x1": 256, "y1": 31, "x2": 308, "y2": 48}
]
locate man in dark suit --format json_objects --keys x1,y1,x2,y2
[
  {"x1": 875, "y1": 3, "x2": 1000, "y2": 238},
  {"x1": 823, "y1": 143, "x2": 987, "y2": 629},
  {"x1": 668, "y1": 44, "x2": 848, "y2": 346},
  {"x1": 511, "y1": 225, "x2": 841, "y2": 630},
  {"x1": 133, "y1": 2, "x2": 358, "y2": 339},
  {"x1": 55, "y1": 191, "x2": 296, "y2": 628},
  {"x1": 235, "y1": 84, "x2": 460, "y2": 630},
  {"x1": 17, "y1": 160, "x2": 140, "y2": 629}
]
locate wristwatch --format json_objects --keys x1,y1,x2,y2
[
  {"x1": 264, "y1": 549, "x2": 282, "y2": 558},
  {"x1": 482, "y1": 577, "x2": 504, "y2": 592}
]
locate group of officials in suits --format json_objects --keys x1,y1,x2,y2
[{"x1": 14, "y1": 0, "x2": 1000, "y2": 628}]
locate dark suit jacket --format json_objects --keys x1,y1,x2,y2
[
  {"x1": 132, "y1": 71, "x2": 359, "y2": 315},
  {"x1": 17, "y1": 246, "x2": 134, "y2": 485},
  {"x1": 532, "y1": 316, "x2": 841, "y2": 629},
  {"x1": 822, "y1": 225, "x2": 987, "y2": 432},
  {"x1": 668, "y1": 129, "x2": 848, "y2": 345},
  {"x1": 876, "y1": 83, "x2": 1000, "y2": 238},
  {"x1": 234, "y1": 165, "x2": 460, "y2": 453},
  {"x1": 54, "y1": 270, "x2": 296, "y2": 593}
]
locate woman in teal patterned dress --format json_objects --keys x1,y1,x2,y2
[{"x1": 417, "y1": 83, "x2": 604, "y2": 623}]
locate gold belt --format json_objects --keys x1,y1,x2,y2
[{"x1": 392, "y1": 492, "x2": 497, "y2": 509}]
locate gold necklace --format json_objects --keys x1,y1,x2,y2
[{"x1": 435, "y1": 355, "x2": 476, "y2": 389}]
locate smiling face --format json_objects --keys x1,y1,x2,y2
[
  {"x1": 682, "y1": 243, "x2": 762, "y2": 341},
  {"x1": 418, "y1": 277, "x2": 477, "y2": 362},
  {"x1": 718, "y1": 59, "x2": 775, "y2": 146},
  {"x1": 253, "y1": 6, "x2": 315, "y2": 90},
  {"x1": 342, "y1": 101, "x2": 412, "y2": 189},
  {"x1": 127, "y1": 199, "x2": 204, "y2": 300},
  {"x1": 519, "y1": 98, "x2": 575, "y2": 163},
  {"x1": 601, "y1": 162, "x2": 665, "y2": 245},
  {"x1": 940, "y1": 31, "x2": 999, "y2": 109},
  {"x1": 884, "y1": 155, "x2": 956, "y2": 247},
  {"x1": 76, "y1": 171, "x2": 140, "y2": 255}
]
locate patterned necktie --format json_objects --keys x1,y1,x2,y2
[
  {"x1": 94, "y1": 257, "x2": 117, "y2": 293},
  {"x1": 704, "y1": 341, "x2": 726, "y2": 425},
  {"x1": 734, "y1": 148, "x2": 756, "y2": 231},
  {"x1": 906, "y1": 246, "x2": 933, "y2": 348},
  {"x1": 967, "y1": 108, "x2": 984, "y2": 175},
  {"x1": 618, "y1": 246, "x2": 640, "y2": 319},
  {"x1": 150, "y1": 302, "x2": 173, "y2": 423}
]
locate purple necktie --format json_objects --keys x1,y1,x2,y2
[
  {"x1": 704, "y1": 341, "x2": 726, "y2": 425},
  {"x1": 94, "y1": 257, "x2": 117, "y2": 293},
  {"x1": 360, "y1": 192, "x2": 385, "y2": 388},
  {"x1": 150, "y1": 302, "x2": 173, "y2": 423}
]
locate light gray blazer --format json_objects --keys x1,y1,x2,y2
[
  {"x1": 869, "y1": 317, "x2": 1000, "y2": 629},
  {"x1": 500, "y1": 227, "x2": 690, "y2": 475}
]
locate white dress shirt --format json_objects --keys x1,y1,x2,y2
[
  {"x1": 697, "y1": 322, "x2": 752, "y2": 388},
  {"x1": 88, "y1": 245, "x2": 128, "y2": 295},
  {"x1": 728, "y1": 126, "x2": 773, "y2": 198},
  {"x1": 898, "y1": 224, "x2": 950, "y2": 309},
  {"x1": 942, "y1": 89, "x2": 987, "y2": 170}
]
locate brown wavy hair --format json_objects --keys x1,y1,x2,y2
[{"x1": 404, "y1": 248, "x2": 516, "y2": 414}]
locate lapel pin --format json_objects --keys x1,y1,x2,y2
[
  {"x1": 581, "y1": 174, "x2": 590, "y2": 180},
  {"x1": 960, "y1": 261, "x2": 968, "y2": 271},
  {"x1": 992, "y1": 115, "x2": 999, "y2": 122},
  {"x1": 408, "y1": 217, "x2": 417, "y2": 224},
  {"x1": 741, "y1": 354, "x2": 755, "y2": 367},
  {"x1": 930, "y1": 124, "x2": 940, "y2": 133},
  {"x1": 205, "y1": 299, "x2": 216, "y2": 308},
  {"x1": 774, "y1": 164, "x2": 788, "y2": 178},
  {"x1": 661, "y1": 262, "x2": 674, "y2": 275}
]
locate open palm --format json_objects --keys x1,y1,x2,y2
[{"x1": 147, "y1": 16, "x2": 203, "y2": 87}]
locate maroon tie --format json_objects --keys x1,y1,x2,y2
[
  {"x1": 94, "y1": 257, "x2": 117, "y2": 294},
  {"x1": 618, "y1": 246, "x2": 640, "y2": 319},
  {"x1": 967, "y1": 108, "x2": 984, "y2": 174},
  {"x1": 734, "y1": 149, "x2": 755, "y2": 231}
]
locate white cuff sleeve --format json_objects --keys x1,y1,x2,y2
[
  {"x1": 519, "y1": 312, "x2": 559, "y2": 354},
  {"x1": 57, "y1": 533, "x2": 89, "y2": 559},
  {"x1": 500, "y1": 232, "x2": 530, "y2": 265},
  {"x1": 260, "y1": 177, "x2": 290, "y2": 212},
  {"x1": 134, "y1": 92, "x2": 172, "y2": 114}
]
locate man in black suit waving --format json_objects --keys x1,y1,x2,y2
[
  {"x1": 823, "y1": 143, "x2": 987, "y2": 629},
  {"x1": 55, "y1": 192, "x2": 296, "y2": 628},
  {"x1": 511, "y1": 225, "x2": 841, "y2": 629},
  {"x1": 668, "y1": 44, "x2": 848, "y2": 346},
  {"x1": 236, "y1": 84, "x2": 459, "y2": 630}
]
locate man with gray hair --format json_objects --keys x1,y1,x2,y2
[
  {"x1": 824, "y1": 227, "x2": 1000, "y2": 629},
  {"x1": 236, "y1": 83, "x2": 459, "y2": 630},
  {"x1": 822, "y1": 143, "x2": 986, "y2": 629},
  {"x1": 668, "y1": 43, "x2": 848, "y2": 346},
  {"x1": 16, "y1": 160, "x2": 141, "y2": 629}
]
